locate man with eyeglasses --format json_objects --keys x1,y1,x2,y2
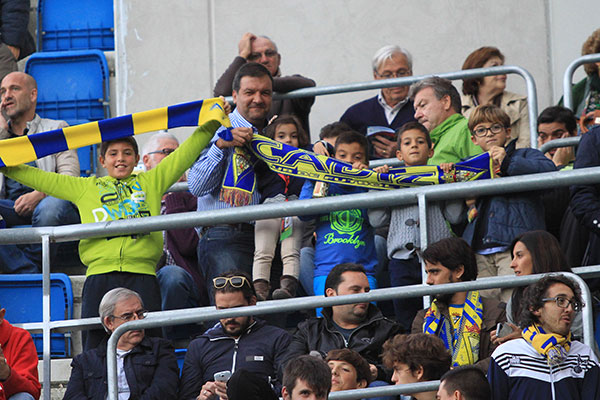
[
  {"x1": 214, "y1": 32, "x2": 315, "y2": 134},
  {"x1": 340, "y1": 45, "x2": 416, "y2": 160},
  {"x1": 64, "y1": 288, "x2": 179, "y2": 399},
  {"x1": 488, "y1": 275, "x2": 600, "y2": 399},
  {"x1": 179, "y1": 271, "x2": 291, "y2": 400}
]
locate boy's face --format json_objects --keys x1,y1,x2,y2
[
  {"x1": 99, "y1": 142, "x2": 140, "y2": 180},
  {"x1": 470, "y1": 121, "x2": 511, "y2": 151},
  {"x1": 396, "y1": 129, "x2": 433, "y2": 166},
  {"x1": 334, "y1": 142, "x2": 367, "y2": 165}
]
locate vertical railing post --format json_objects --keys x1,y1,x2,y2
[
  {"x1": 417, "y1": 193, "x2": 430, "y2": 308},
  {"x1": 41, "y1": 235, "x2": 51, "y2": 400},
  {"x1": 566, "y1": 273, "x2": 595, "y2": 349},
  {"x1": 562, "y1": 54, "x2": 600, "y2": 111}
]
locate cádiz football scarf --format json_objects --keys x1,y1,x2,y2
[
  {"x1": 0, "y1": 98, "x2": 230, "y2": 167},
  {"x1": 423, "y1": 290, "x2": 483, "y2": 367},
  {"x1": 522, "y1": 323, "x2": 571, "y2": 366}
]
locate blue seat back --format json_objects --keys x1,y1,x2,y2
[
  {"x1": 38, "y1": 0, "x2": 114, "y2": 51},
  {"x1": 0, "y1": 273, "x2": 73, "y2": 357},
  {"x1": 175, "y1": 348, "x2": 187, "y2": 376},
  {"x1": 25, "y1": 50, "x2": 110, "y2": 123}
]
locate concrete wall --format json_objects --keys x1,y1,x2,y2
[{"x1": 114, "y1": 0, "x2": 600, "y2": 150}]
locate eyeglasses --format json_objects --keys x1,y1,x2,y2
[
  {"x1": 147, "y1": 148, "x2": 176, "y2": 156},
  {"x1": 542, "y1": 296, "x2": 583, "y2": 312},
  {"x1": 376, "y1": 69, "x2": 411, "y2": 79},
  {"x1": 472, "y1": 124, "x2": 506, "y2": 137},
  {"x1": 111, "y1": 309, "x2": 148, "y2": 322},
  {"x1": 213, "y1": 276, "x2": 250, "y2": 289},
  {"x1": 247, "y1": 50, "x2": 278, "y2": 61}
]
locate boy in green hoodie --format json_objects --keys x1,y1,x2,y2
[{"x1": 1, "y1": 119, "x2": 225, "y2": 349}]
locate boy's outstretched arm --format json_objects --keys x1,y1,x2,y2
[{"x1": 2, "y1": 164, "x2": 84, "y2": 204}]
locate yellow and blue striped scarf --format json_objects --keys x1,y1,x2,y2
[
  {"x1": 523, "y1": 323, "x2": 571, "y2": 365},
  {"x1": 423, "y1": 290, "x2": 483, "y2": 367}
]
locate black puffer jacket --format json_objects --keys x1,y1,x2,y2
[
  {"x1": 283, "y1": 305, "x2": 402, "y2": 382},
  {"x1": 0, "y1": 0, "x2": 35, "y2": 58}
]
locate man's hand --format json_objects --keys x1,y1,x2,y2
[
  {"x1": 371, "y1": 135, "x2": 397, "y2": 159},
  {"x1": 491, "y1": 322, "x2": 521, "y2": 345},
  {"x1": 488, "y1": 146, "x2": 506, "y2": 170},
  {"x1": 6, "y1": 45, "x2": 19, "y2": 60},
  {"x1": 238, "y1": 32, "x2": 256, "y2": 59},
  {"x1": 369, "y1": 363, "x2": 378, "y2": 380},
  {"x1": 197, "y1": 381, "x2": 218, "y2": 400},
  {"x1": 14, "y1": 191, "x2": 46, "y2": 217},
  {"x1": 214, "y1": 381, "x2": 228, "y2": 400},
  {"x1": 215, "y1": 127, "x2": 253, "y2": 150},
  {"x1": 219, "y1": 96, "x2": 232, "y2": 115},
  {"x1": 0, "y1": 346, "x2": 11, "y2": 381}
]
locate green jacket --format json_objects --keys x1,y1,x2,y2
[
  {"x1": 2, "y1": 120, "x2": 221, "y2": 277},
  {"x1": 428, "y1": 113, "x2": 482, "y2": 165}
]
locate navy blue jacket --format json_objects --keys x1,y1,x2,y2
[
  {"x1": 63, "y1": 336, "x2": 179, "y2": 400},
  {"x1": 178, "y1": 318, "x2": 291, "y2": 400},
  {"x1": 463, "y1": 139, "x2": 557, "y2": 248},
  {"x1": 571, "y1": 126, "x2": 600, "y2": 236}
]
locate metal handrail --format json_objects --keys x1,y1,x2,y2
[
  {"x1": 226, "y1": 65, "x2": 538, "y2": 148},
  {"x1": 2, "y1": 166, "x2": 599, "y2": 247},
  {"x1": 562, "y1": 53, "x2": 600, "y2": 111},
  {"x1": 106, "y1": 271, "x2": 593, "y2": 400},
  {"x1": 539, "y1": 136, "x2": 581, "y2": 154}
]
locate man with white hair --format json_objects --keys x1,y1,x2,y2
[
  {"x1": 141, "y1": 131, "x2": 206, "y2": 340},
  {"x1": 64, "y1": 288, "x2": 179, "y2": 399},
  {"x1": 340, "y1": 45, "x2": 416, "y2": 159},
  {"x1": 214, "y1": 32, "x2": 316, "y2": 133}
]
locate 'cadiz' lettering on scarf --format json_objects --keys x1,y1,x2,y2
[{"x1": 323, "y1": 233, "x2": 365, "y2": 249}]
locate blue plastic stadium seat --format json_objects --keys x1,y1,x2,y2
[
  {"x1": 25, "y1": 50, "x2": 110, "y2": 123},
  {"x1": 0, "y1": 274, "x2": 73, "y2": 357},
  {"x1": 38, "y1": 0, "x2": 114, "y2": 52}
]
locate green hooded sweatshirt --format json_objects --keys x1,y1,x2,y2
[
  {"x1": 428, "y1": 113, "x2": 482, "y2": 165},
  {"x1": 2, "y1": 119, "x2": 221, "y2": 277}
]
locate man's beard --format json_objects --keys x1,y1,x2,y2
[
  {"x1": 434, "y1": 276, "x2": 457, "y2": 305},
  {"x1": 221, "y1": 316, "x2": 251, "y2": 337}
]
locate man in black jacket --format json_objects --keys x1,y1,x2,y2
[
  {"x1": 63, "y1": 288, "x2": 179, "y2": 399},
  {"x1": 283, "y1": 263, "x2": 402, "y2": 390}
]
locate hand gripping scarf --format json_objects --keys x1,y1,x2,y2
[
  {"x1": 423, "y1": 290, "x2": 483, "y2": 367},
  {"x1": 0, "y1": 98, "x2": 231, "y2": 167},
  {"x1": 522, "y1": 323, "x2": 572, "y2": 366}
]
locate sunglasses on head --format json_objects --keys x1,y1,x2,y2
[{"x1": 213, "y1": 276, "x2": 249, "y2": 289}]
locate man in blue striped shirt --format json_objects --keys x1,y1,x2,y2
[{"x1": 188, "y1": 63, "x2": 273, "y2": 302}]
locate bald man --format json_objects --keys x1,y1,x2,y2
[
  {"x1": 0, "y1": 72, "x2": 80, "y2": 273},
  {"x1": 214, "y1": 32, "x2": 316, "y2": 133}
]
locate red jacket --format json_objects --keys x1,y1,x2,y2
[{"x1": 0, "y1": 320, "x2": 40, "y2": 400}]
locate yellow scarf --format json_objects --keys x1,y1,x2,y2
[{"x1": 522, "y1": 323, "x2": 571, "y2": 365}]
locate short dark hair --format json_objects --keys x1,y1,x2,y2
[
  {"x1": 422, "y1": 237, "x2": 478, "y2": 282},
  {"x1": 264, "y1": 114, "x2": 310, "y2": 148},
  {"x1": 537, "y1": 106, "x2": 578, "y2": 135},
  {"x1": 396, "y1": 121, "x2": 432, "y2": 149},
  {"x1": 382, "y1": 333, "x2": 451, "y2": 381},
  {"x1": 319, "y1": 121, "x2": 353, "y2": 140},
  {"x1": 440, "y1": 366, "x2": 491, "y2": 400},
  {"x1": 213, "y1": 270, "x2": 256, "y2": 303},
  {"x1": 326, "y1": 349, "x2": 373, "y2": 386},
  {"x1": 519, "y1": 274, "x2": 582, "y2": 329},
  {"x1": 232, "y1": 62, "x2": 273, "y2": 93},
  {"x1": 409, "y1": 76, "x2": 462, "y2": 114},
  {"x1": 334, "y1": 131, "x2": 368, "y2": 157},
  {"x1": 324, "y1": 263, "x2": 367, "y2": 294},
  {"x1": 283, "y1": 355, "x2": 331, "y2": 398},
  {"x1": 100, "y1": 137, "x2": 139, "y2": 158},
  {"x1": 461, "y1": 47, "x2": 505, "y2": 96}
]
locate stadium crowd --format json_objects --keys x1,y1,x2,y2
[{"x1": 1, "y1": 19, "x2": 600, "y2": 400}]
